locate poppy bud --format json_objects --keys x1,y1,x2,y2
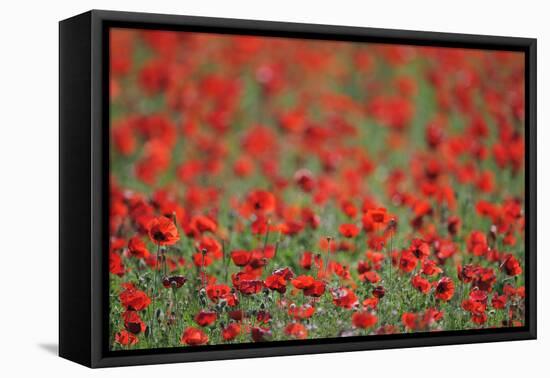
[
  {"x1": 373, "y1": 286, "x2": 386, "y2": 298},
  {"x1": 447, "y1": 216, "x2": 461, "y2": 236},
  {"x1": 488, "y1": 225, "x2": 497, "y2": 247},
  {"x1": 216, "y1": 300, "x2": 227, "y2": 313},
  {"x1": 199, "y1": 289, "x2": 207, "y2": 306}
]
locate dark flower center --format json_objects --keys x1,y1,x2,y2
[{"x1": 153, "y1": 231, "x2": 167, "y2": 241}]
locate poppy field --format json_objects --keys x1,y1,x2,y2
[{"x1": 108, "y1": 28, "x2": 526, "y2": 350}]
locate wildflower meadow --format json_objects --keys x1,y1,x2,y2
[{"x1": 108, "y1": 28, "x2": 526, "y2": 350}]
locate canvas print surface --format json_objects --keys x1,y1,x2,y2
[{"x1": 108, "y1": 28, "x2": 526, "y2": 350}]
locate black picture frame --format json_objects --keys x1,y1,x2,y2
[{"x1": 59, "y1": 9, "x2": 537, "y2": 368}]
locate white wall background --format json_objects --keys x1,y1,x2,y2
[{"x1": 0, "y1": 0, "x2": 546, "y2": 376}]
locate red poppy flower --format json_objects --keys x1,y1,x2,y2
[
  {"x1": 206, "y1": 284, "x2": 231, "y2": 302},
  {"x1": 231, "y1": 271, "x2": 255, "y2": 286},
  {"x1": 231, "y1": 250, "x2": 251, "y2": 266},
  {"x1": 196, "y1": 236, "x2": 222, "y2": 259},
  {"x1": 339, "y1": 223, "x2": 360, "y2": 238},
  {"x1": 503, "y1": 232, "x2": 517, "y2": 246},
  {"x1": 303, "y1": 280, "x2": 326, "y2": 297},
  {"x1": 330, "y1": 261, "x2": 351, "y2": 280},
  {"x1": 251, "y1": 216, "x2": 270, "y2": 235},
  {"x1": 248, "y1": 251, "x2": 268, "y2": 269},
  {"x1": 331, "y1": 287, "x2": 358, "y2": 309},
  {"x1": 475, "y1": 170, "x2": 494, "y2": 193},
  {"x1": 402, "y1": 308, "x2": 443, "y2": 330},
  {"x1": 411, "y1": 275, "x2": 431, "y2": 294},
  {"x1": 462, "y1": 298, "x2": 479, "y2": 312},
  {"x1": 367, "y1": 235, "x2": 386, "y2": 251},
  {"x1": 366, "y1": 251, "x2": 385, "y2": 269},
  {"x1": 177, "y1": 160, "x2": 202, "y2": 184},
  {"x1": 463, "y1": 297, "x2": 488, "y2": 324},
  {"x1": 138, "y1": 59, "x2": 171, "y2": 94},
  {"x1": 192, "y1": 252, "x2": 213, "y2": 267},
  {"x1": 162, "y1": 275, "x2": 187, "y2": 289},
  {"x1": 435, "y1": 277, "x2": 455, "y2": 301},
  {"x1": 127, "y1": 236, "x2": 150, "y2": 258},
  {"x1": 447, "y1": 216, "x2": 461, "y2": 236},
  {"x1": 421, "y1": 259, "x2": 442, "y2": 276},
  {"x1": 409, "y1": 239, "x2": 430, "y2": 260},
  {"x1": 113, "y1": 124, "x2": 136, "y2": 156},
  {"x1": 471, "y1": 311, "x2": 488, "y2": 324},
  {"x1": 366, "y1": 207, "x2": 389, "y2": 224},
  {"x1": 357, "y1": 260, "x2": 371, "y2": 274},
  {"x1": 472, "y1": 267, "x2": 497, "y2": 292},
  {"x1": 291, "y1": 275, "x2": 315, "y2": 290},
  {"x1": 467, "y1": 231, "x2": 488, "y2": 256},
  {"x1": 492, "y1": 294, "x2": 507, "y2": 309},
  {"x1": 246, "y1": 190, "x2": 276, "y2": 214},
  {"x1": 119, "y1": 284, "x2": 151, "y2": 311},
  {"x1": 423, "y1": 308, "x2": 444, "y2": 324},
  {"x1": 294, "y1": 169, "x2": 316, "y2": 192},
  {"x1": 233, "y1": 155, "x2": 254, "y2": 177},
  {"x1": 110, "y1": 236, "x2": 127, "y2": 252},
  {"x1": 301, "y1": 208, "x2": 321, "y2": 229},
  {"x1": 273, "y1": 267, "x2": 295, "y2": 280},
  {"x1": 122, "y1": 311, "x2": 147, "y2": 334},
  {"x1": 376, "y1": 325, "x2": 399, "y2": 335},
  {"x1": 242, "y1": 125, "x2": 277, "y2": 156},
  {"x1": 228, "y1": 309, "x2": 244, "y2": 321},
  {"x1": 362, "y1": 271, "x2": 381, "y2": 283},
  {"x1": 195, "y1": 311, "x2": 217, "y2": 327},
  {"x1": 186, "y1": 215, "x2": 217, "y2": 237},
  {"x1": 288, "y1": 304, "x2": 315, "y2": 319},
  {"x1": 362, "y1": 297, "x2": 379, "y2": 310},
  {"x1": 237, "y1": 279, "x2": 264, "y2": 295},
  {"x1": 372, "y1": 286, "x2": 385, "y2": 299},
  {"x1": 352, "y1": 312, "x2": 378, "y2": 329},
  {"x1": 115, "y1": 330, "x2": 139, "y2": 346},
  {"x1": 399, "y1": 250, "x2": 418, "y2": 273},
  {"x1": 341, "y1": 200, "x2": 358, "y2": 218},
  {"x1": 251, "y1": 326, "x2": 272, "y2": 342},
  {"x1": 256, "y1": 310, "x2": 271, "y2": 324},
  {"x1": 402, "y1": 313, "x2": 418, "y2": 330},
  {"x1": 148, "y1": 216, "x2": 180, "y2": 246},
  {"x1": 457, "y1": 264, "x2": 475, "y2": 283},
  {"x1": 502, "y1": 254, "x2": 522, "y2": 276},
  {"x1": 300, "y1": 251, "x2": 322, "y2": 270},
  {"x1": 279, "y1": 220, "x2": 305, "y2": 236},
  {"x1": 469, "y1": 289, "x2": 488, "y2": 304},
  {"x1": 222, "y1": 323, "x2": 241, "y2": 341},
  {"x1": 180, "y1": 327, "x2": 209, "y2": 345},
  {"x1": 284, "y1": 323, "x2": 308, "y2": 339},
  {"x1": 265, "y1": 274, "x2": 287, "y2": 294},
  {"x1": 110, "y1": 251, "x2": 125, "y2": 277}
]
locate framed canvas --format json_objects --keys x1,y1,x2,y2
[{"x1": 59, "y1": 10, "x2": 537, "y2": 368}]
